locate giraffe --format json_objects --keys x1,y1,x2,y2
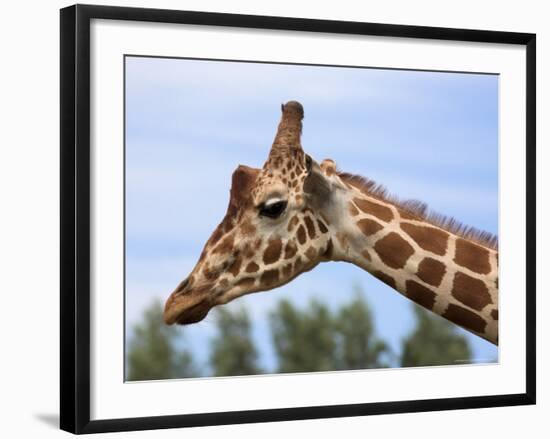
[{"x1": 164, "y1": 101, "x2": 499, "y2": 345}]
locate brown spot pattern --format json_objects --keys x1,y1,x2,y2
[
  {"x1": 284, "y1": 241, "x2": 297, "y2": 259},
  {"x1": 356, "y1": 218, "x2": 383, "y2": 237},
  {"x1": 227, "y1": 256, "x2": 242, "y2": 277},
  {"x1": 372, "y1": 271, "x2": 396, "y2": 289},
  {"x1": 304, "y1": 216, "x2": 316, "y2": 239},
  {"x1": 416, "y1": 257, "x2": 446, "y2": 287},
  {"x1": 401, "y1": 223, "x2": 449, "y2": 256},
  {"x1": 305, "y1": 246, "x2": 317, "y2": 260},
  {"x1": 261, "y1": 269, "x2": 279, "y2": 286},
  {"x1": 213, "y1": 234, "x2": 234, "y2": 254},
  {"x1": 297, "y1": 225, "x2": 307, "y2": 245},
  {"x1": 323, "y1": 239, "x2": 333, "y2": 259},
  {"x1": 245, "y1": 262, "x2": 259, "y2": 273},
  {"x1": 317, "y1": 219, "x2": 328, "y2": 234},
  {"x1": 374, "y1": 232, "x2": 415, "y2": 269},
  {"x1": 236, "y1": 277, "x2": 255, "y2": 288},
  {"x1": 263, "y1": 238, "x2": 283, "y2": 265},
  {"x1": 348, "y1": 203, "x2": 360, "y2": 216},
  {"x1": 443, "y1": 304, "x2": 487, "y2": 334},
  {"x1": 454, "y1": 238, "x2": 491, "y2": 274},
  {"x1": 293, "y1": 257, "x2": 304, "y2": 273},
  {"x1": 452, "y1": 272, "x2": 492, "y2": 311},
  {"x1": 353, "y1": 197, "x2": 394, "y2": 222},
  {"x1": 491, "y1": 309, "x2": 499, "y2": 320},
  {"x1": 243, "y1": 243, "x2": 255, "y2": 259},
  {"x1": 287, "y1": 215, "x2": 299, "y2": 232},
  {"x1": 405, "y1": 280, "x2": 437, "y2": 309},
  {"x1": 203, "y1": 266, "x2": 220, "y2": 281},
  {"x1": 282, "y1": 263, "x2": 293, "y2": 278},
  {"x1": 241, "y1": 219, "x2": 256, "y2": 236}
]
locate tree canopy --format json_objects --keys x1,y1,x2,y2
[
  {"x1": 270, "y1": 288, "x2": 389, "y2": 373},
  {"x1": 270, "y1": 298, "x2": 338, "y2": 373},
  {"x1": 400, "y1": 304, "x2": 471, "y2": 367},
  {"x1": 127, "y1": 299, "x2": 197, "y2": 381},
  {"x1": 126, "y1": 287, "x2": 474, "y2": 381},
  {"x1": 209, "y1": 306, "x2": 262, "y2": 376},
  {"x1": 335, "y1": 289, "x2": 389, "y2": 370}
]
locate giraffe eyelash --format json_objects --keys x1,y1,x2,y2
[
  {"x1": 263, "y1": 197, "x2": 285, "y2": 207},
  {"x1": 258, "y1": 199, "x2": 288, "y2": 219}
]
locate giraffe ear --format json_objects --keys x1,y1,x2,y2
[
  {"x1": 227, "y1": 165, "x2": 260, "y2": 215},
  {"x1": 303, "y1": 160, "x2": 331, "y2": 206}
]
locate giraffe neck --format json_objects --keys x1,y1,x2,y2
[{"x1": 327, "y1": 176, "x2": 498, "y2": 345}]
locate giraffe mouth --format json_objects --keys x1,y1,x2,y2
[
  {"x1": 175, "y1": 302, "x2": 211, "y2": 325},
  {"x1": 163, "y1": 290, "x2": 212, "y2": 325}
]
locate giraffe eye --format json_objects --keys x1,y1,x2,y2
[{"x1": 259, "y1": 200, "x2": 287, "y2": 219}]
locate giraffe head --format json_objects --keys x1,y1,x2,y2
[{"x1": 164, "y1": 101, "x2": 344, "y2": 325}]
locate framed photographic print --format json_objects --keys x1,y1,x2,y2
[{"x1": 60, "y1": 4, "x2": 536, "y2": 434}]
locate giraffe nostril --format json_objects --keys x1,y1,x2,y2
[{"x1": 174, "y1": 277, "x2": 190, "y2": 295}]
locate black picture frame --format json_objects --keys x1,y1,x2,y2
[{"x1": 60, "y1": 4, "x2": 536, "y2": 434}]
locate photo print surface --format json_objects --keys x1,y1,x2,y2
[{"x1": 124, "y1": 56, "x2": 498, "y2": 381}]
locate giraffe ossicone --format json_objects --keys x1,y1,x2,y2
[{"x1": 164, "y1": 100, "x2": 499, "y2": 345}]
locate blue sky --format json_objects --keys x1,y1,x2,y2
[{"x1": 125, "y1": 56, "x2": 499, "y2": 373}]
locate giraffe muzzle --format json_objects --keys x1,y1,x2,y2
[{"x1": 163, "y1": 281, "x2": 213, "y2": 325}]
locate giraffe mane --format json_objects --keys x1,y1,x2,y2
[{"x1": 338, "y1": 172, "x2": 498, "y2": 250}]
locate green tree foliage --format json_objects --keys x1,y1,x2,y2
[
  {"x1": 335, "y1": 289, "x2": 389, "y2": 369},
  {"x1": 127, "y1": 299, "x2": 197, "y2": 381},
  {"x1": 127, "y1": 287, "x2": 473, "y2": 381},
  {"x1": 209, "y1": 305, "x2": 261, "y2": 376},
  {"x1": 270, "y1": 291, "x2": 388, "y2": 373},
  {"x1": 270, "y1": 299, "x2": 338, "y2": 373},
  {"x1": 400, "y1": 304, "x2": 472, "y2": 367}
]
